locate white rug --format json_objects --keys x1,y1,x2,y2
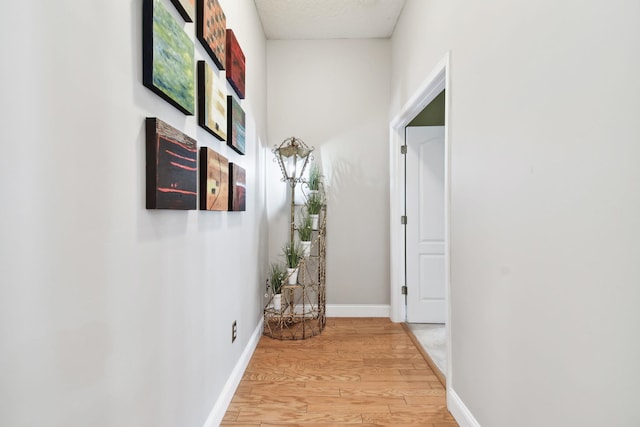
[{"x1": 407, "y1": 323, "x2": 447, "y2": 376}]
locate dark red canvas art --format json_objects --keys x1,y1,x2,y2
[
  {"x1": 225, "y1": 29, "x2": 245, "y2": 99},
  {"x1": 229, "y1": 163, "x2": 246, "y2": 211},
  {"x1": 145, "y1": 118, "x2": 198, "y2": 210}
]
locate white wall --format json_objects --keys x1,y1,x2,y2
[
  {"x1": 392, "y1": 1, "x2": 640, "y2": 426},
  {"x1": 266, "y1": 39, "x2": 391, "y2": 305},
  {"x1": 0, "y1": 1, "x2": 267, "y2": 426}
]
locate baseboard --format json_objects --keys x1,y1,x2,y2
[
  {"x1": 447, "y1": 388, "x2": 482, "y2": 427},
  {"x1": 326, "y1": 304, "x2": 390, "y2": 318},
  {"x1": 202, "y1": 318, "x2": 264, "y2": 427}
]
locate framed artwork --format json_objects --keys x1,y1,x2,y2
[
  {"x1": 227, "y1": 96, "x2": 246, "y2": 155},
  {"x1": 145, "y1": 118, "x2": 197, "y2": 210},
  {"x1": 143, "y1": 0, "x2": 195, "y2": 115},
  {"x1": 197, "y1": 60, "x2": 227, "y2": 141},
  {"x1": 229, "y1": 163, "x2": 246, "y2": 211},
  {"x1": 197, "y1": 0, "x2": 226, "y2": 70},
  {"x1": 226, "y1": 29, "x2": 246, "y2": 99},
  {"x1": 170, "y1": 0, "x2": 195, "y2": 22},
  {"x1": 199, "y1": 147, "x2": 229, "y2": 211}
]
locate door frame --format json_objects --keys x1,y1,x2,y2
[{"x1": 389, "y1": 52, "x2": 451, "y2": 374}]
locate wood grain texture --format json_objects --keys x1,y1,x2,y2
[{"x1": 222, "y1": 318, "x2": 458, "y2": 426}]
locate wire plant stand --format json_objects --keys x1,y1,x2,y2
[{"x1": 264, "y1": 191, "x2": 327, "y2": 340}]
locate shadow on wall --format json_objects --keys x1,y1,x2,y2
[{"x1": 324, "y1": 155, "x2": 383, "y2": 215}]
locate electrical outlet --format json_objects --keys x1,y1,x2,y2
[{"x1": 232, "y1": 321, "x2": 237, "y2": 343}]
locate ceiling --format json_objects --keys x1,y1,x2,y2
[{"x1": 254, "y1": 0, "x2": 407, "y2": 40}]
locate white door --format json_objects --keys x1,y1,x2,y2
[{"x1": 406, "y1": 126, "x2": 446, "y2": 323}]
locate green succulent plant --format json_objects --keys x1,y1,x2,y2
[
  {"x1": 307, "y1": 164, "x2": 321, "y2": 191},
  {"x1": 269, "y1": 262, "x2": 286, "y2": 294},
  {"x1": 282, "y1": 241, "x2": 304, "y2": 269},
  {"x1": 305, "y1": 192, "x2": 323, "y2": 215},
  {"x1": 297, "y1": 215, "x2": 313, "y2": 242}
]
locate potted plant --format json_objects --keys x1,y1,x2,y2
[
  {"x1": 307, "y1": 164, "x2": 321, "y2": 194},
  {"x1": 269, "y1": 262, "x2": 286, "y2": 311},
  {"x1": 305, "y1": 192, "x2": 323, "y2": 229},
  {"x1": 282, "y1": 241, "x2": 304, "y2": 285},
  {"x1": 297, "y1": 215, "x2": 313, "y2": 256}
]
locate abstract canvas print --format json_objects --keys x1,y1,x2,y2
[
  {"x1": 227, "y1": 96, "x2": 246, "y2": 155},
  {"x1": 171, "y1": 0, "x2": 195, "y2": 22},
  {"x1": 226, "y1": 29, "x2": 246, "y2": 99},
  {"x1": 197, "y1": 0, "x2": 226, "y2": 70},
  {"x1": 197, "y1": 61, "x2": 227, "y2": 141},
  {"x1": 143, "y1": 0, "x2": 195, "y2": 115},
  {"x1": 146, "y1": 118, "x2": 197, "y2": 210},
  {"x1": 229, "y1": 163, "x2": 246, "y2": 211},
  {"x1": 199, "y1": 147, "x2": 229, "y2": 211}
]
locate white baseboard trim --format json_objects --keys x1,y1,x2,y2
[
  {"x1": 326, "y1": 304, "x2": 390, "y2": 318},
  {"x1": 448, "y1": 388, "x2": 481, "y2": 427},
  {"x1": 203, "y1": 318, "x2": 264, "y2": 427}
]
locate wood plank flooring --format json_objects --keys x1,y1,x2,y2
[{"x1": 222, "y1": 317, "x2": 458, "y2": 426}]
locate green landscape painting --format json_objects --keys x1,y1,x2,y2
[{"x1": 143, "y1": 0, "x2": 194, "y2": 115}]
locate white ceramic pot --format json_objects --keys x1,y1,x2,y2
[
  {"x1": 300, "y1": 241, "x2": 311, "y2": 257},
  {"x1": 273, "y1": 294, "x2": 282, "y2": 311},
  {"x1": 310, "y1": 214, "x2": 319, "y2": 230},
  {"x1": 287, "y1": 267, "x2": 299, "y2": 285}
]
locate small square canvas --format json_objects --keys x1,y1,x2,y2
[
  {"x1": 143, "y1": 0, "x2": 195, "y2": 115},
  {"x1": 198, "y1": 60, "x2": 227, "y2": 141},
  {"x1": 225, "y1": 29, "x2": 246, "y2": 99},
  {"x1": 146, "y1": 118, "x2": 197, "y2": 210},
  {"x1": 199, "y1": 147, "x2": 229, "y2": 211},
  {"x1": 171, "y1": 0, "x2": 195, "y2": 22},
  {"x1": 229, "y1": 163, "x2": 246, "y2": 211},
  {"x1": 227, "y1": 96, "x2": 246, "y2": 155},
  {"x1": 197, "y1": 0, "x2": 226, "y2": 69}
]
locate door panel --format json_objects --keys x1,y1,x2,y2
[
  {"x1": 419, "y1": 255, "x2": 445, "y2": 300},
  {"x1": 406, "y1": 126, "x2": 445, "y2": 323}
]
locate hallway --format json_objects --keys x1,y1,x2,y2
[{"x1": 222, "y1": 318, "x2": 457, "y2": 426}]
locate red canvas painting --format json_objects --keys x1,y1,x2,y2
[
  {"x1": 146, "y1": 118, "x2": 197, "y2": 210},
  {"x1": 226, "y1": 29, "x2": 246, "y2": 99},
  {"x1": 198, "y1": 0, "x2": 226, "y2": 69},
  {"x1": 229, "y1": 163, "x2": 246, "y2": 211},
  {"x1": 199, "y1": 147, "x2": 229, "y2": 211}
]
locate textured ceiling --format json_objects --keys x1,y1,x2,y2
[{"x1": 254, "y1": 0, "x2": 406, "y2": 40}]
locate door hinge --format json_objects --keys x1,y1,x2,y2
[
  {"x1": 401, "y1": 286, "x2": 408, "y2": 295},
  {"x1": 401, "y1": 145, "x2": 407, "y2": 154},
  {"x1": 401, "y1": 215, "x2": 407, "y2": 225}
]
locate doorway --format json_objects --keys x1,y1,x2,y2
[
  {"x1": 389, "y1": 54, "x2": 451, "y2": 385},
  {"x1": 406, "y1": 93, "x2": 446, "y2": 379}
]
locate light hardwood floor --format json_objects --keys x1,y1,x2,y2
[{"x1": 222, "y1": 317, "x2": 458, "y2": 426}]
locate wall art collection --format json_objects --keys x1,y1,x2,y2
[{"x1": 143, "y1": 0, "x2": 248, "y2": 211}]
